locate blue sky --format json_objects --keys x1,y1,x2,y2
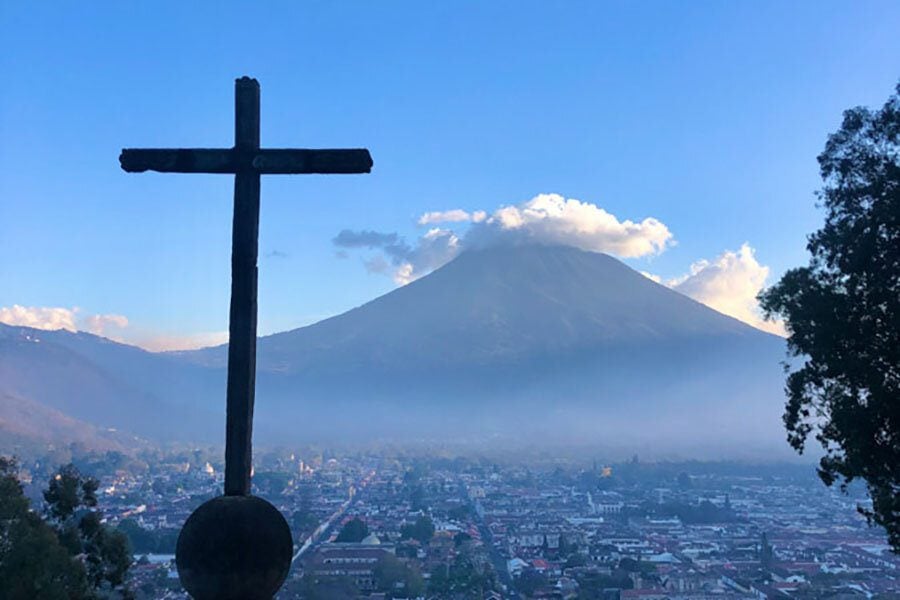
[{"x1": 1, "y1": 2, "x2": 898, "y2": 349}]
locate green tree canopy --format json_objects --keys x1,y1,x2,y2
[{"x1": 760, "y1": 83, "x2": 900, "y2": 552}]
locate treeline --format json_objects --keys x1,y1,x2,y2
[
  {"x1": 117, "y1": 518, "x2": 179, "y2": 554},
  {"x1": 654, "y1": 499, "x2": 737, "y2": 524},
  {"x1": 0, "y1": 457, "x2": 132, "y2": 598}
]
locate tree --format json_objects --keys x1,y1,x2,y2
[
  {"x1": 373, "y1": 554, "x2": 424, "y2": 598},
  {"x1": 117, "y1": 519, "x2": 178, "y2": 555},
  {"x1": 400, "y1": 515, "x2": 435, "y2": 544},
  {"x1": 565, "y1": 552, "x2": 588, "y2": 569},
  {"x1": 760, "y1": 532, "x2": 774, "y2": 568},
  {"x1": 0, "y1": 457, "x2": 90, "y2": 599},
  {"x1": 252, "y1": 471, "x2": 291, "y2": 496},
  {"x1": 760, "y1": 83, "x2": 900, "y2": 552},
  {"x1": 334, "y1": 517, "x2": 368, "y2": 543},
  {"x1": 439, "y1": 551, "x2": 498, "y2": 597},
  {"x1": 576, "y1": 571, "x2": 634, "y2": 598},
  {"x1": 618, "y1": 557, "x2": 655, "y2": 575},
  {"x1": 44, "y1": 463, "x2": 133, "y2": 596},
  {"x1": 291, "y1": 508, "x2": 317, "y2": 540},
  {"x1": 516, "y1": 568, "x2": 548, "y2": 596},
  {"x1": 44, "y1": 463, "x2": 99, "y2": 522}
]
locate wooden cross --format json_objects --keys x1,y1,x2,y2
[{"x1": 121, "y1": 77, "x2": 372, "y2": 496}]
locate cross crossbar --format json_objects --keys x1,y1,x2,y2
[
  {"x1": 120, "y1": 77, "x2": 372, "y2": 498},
  {"x1": 120, "y1": 148, "x2": 373, "y2": 174}
]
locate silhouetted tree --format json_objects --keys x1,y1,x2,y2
[
  {"x1": 334, "y1": 517, "x2": 368, "y2": 543},
  {"x1": 760, "y1": 532, "x2": 774, "y2": 568},
  {"x1": 0, "y1": 457, "x2": 90, "y2": 598},
  {"x1": 44, "y1": 463, "x2": 133, "y2": 595},
  {"x1": 516, "y1": 568, "x2": 548, "y2": 596},
  {"x1": 430, "y1": 551, "x2": 499, "y2": 597},
  {"x1": 252, "y1": 471, "x2": 291, "y2": 495},
  {"x1": 373, "y1": 554, "x2": 425, "y2": 597},
  {"x1": 44, "y1": 463, "x2": 99, "y2": 522},
  {"x1": 760, "y1": 83, "x2": 900, "y2": 552},
  {"x1": 117, "y1": 518, "x2": 178, "y2": 554},
  {"x1": 400, "y1": 515, "x2": 435, "y2": 544},
  {"x1": 565, "y1": 552, "x2": 588, "y2": 569}
]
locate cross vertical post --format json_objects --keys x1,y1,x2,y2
[
  {"x1": 119, "y1": 76, "x2": 372, "y2": 599},
  {"x1": 225, "y1": 77, "x2": 261, "y2": 496}
]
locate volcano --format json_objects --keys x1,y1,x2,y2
[{"x1": 1, "y1": 245, "x2": 789, "y2": 457}]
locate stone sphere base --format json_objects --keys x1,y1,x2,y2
[{"x1": 176, "y1": 495, "x2": 293, "y2": 600}]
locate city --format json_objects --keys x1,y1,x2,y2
[
  {"x1": 13, "y1": 447, "x2": 897, "y2": 598},
  {"x1": 2, "y1": 3, "x2": 898, "y2": 599}
]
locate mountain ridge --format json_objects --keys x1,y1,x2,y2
[
  {"x1": 0, "y1": 244, "x2": 789, "y2": 456},
  {"x1": 186, "y1": 245, "x2": 775, "y2": 372}
]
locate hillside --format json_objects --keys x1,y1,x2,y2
[{"x1": 1, "y1": 245, "x2": 789, "y2": 457}]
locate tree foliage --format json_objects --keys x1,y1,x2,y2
[
  {"x1": 759, "y1": 532, "x2": 774, "y2": 568},
  {"x1": 428, "y1": 551, "x2": 498, "y2": 598},
  {"x1": 334, "y1": 517, "x2": 368, "y2": 543},
  {"x1": 372, "y1": 554, "x2": 425, "y2": 598},
  {"x1": 44, "y1": 463, "x2": 99, "y2": 523},
  {"x1": 400, "y1": 515, "x2": 435, "y2": 544},
  {"x1": 515, "y1": 568, "x2": 548, "y2": 596},
  {"x1": 760, "y1": 83, "x2": 900, "y2": 551},
  {"x1": 117, "y1": 518, "x2": 178, "y2": 554},
  {"x1": 41, "y1": 462, "x2": 133, "y2": 597},
  {"x1": 0, "y1": 457, "x2": 90, "y2": 599}
]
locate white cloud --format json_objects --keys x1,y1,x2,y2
[
  {"x1": 134, "y1": 331, "x2": 229, "y2": 352},
  {"x1": 338, "y1": 196, "x2": 786, "y2": 337},
  {"x1": 469, "y1": 193, "x2": 674, "y2": 258},
  {"x1": 0, "y1": 305, "x2": 78, "y2": 331},
  {"x1": 418, "y1": 209, "x2": 473, "y2": 225},
  {"x1": 346, "y1": 193, "x2": 674, "y2": 284},
  {"x1": 416, "y1": 209, "x2": 488, "y2": 225},
  {"x1": 0, "y1": 304, "x2": 228, "y2": 351},
  {"x1": 640, "y1": 271, "x2": 663, "y2": 284},
  {"x1": 393, "y1": 263, "x2": 416, "y2": 286},
  {"x1": 416, "y1": 195, "x2": 674, "y2": 258},
  {"x1": 0, "y1": 305, "x2": 132, "y2": 336},
  {"x1": 656, "y1": 244, "x2": 786, "y2": 336},
  {"x1": 392, "y1": 228, "x2": 461, "y2": 284},
  {"x1": 80, "y1": 313, "x2": 129, "y2": 336}
]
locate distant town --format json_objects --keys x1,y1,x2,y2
[{"x1": 12, "y1": 447, "x2": 899, "y2": 599}]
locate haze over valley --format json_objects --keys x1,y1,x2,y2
[{"x1": 0, "y1": 244, "x2": 789, "y2": 458}]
